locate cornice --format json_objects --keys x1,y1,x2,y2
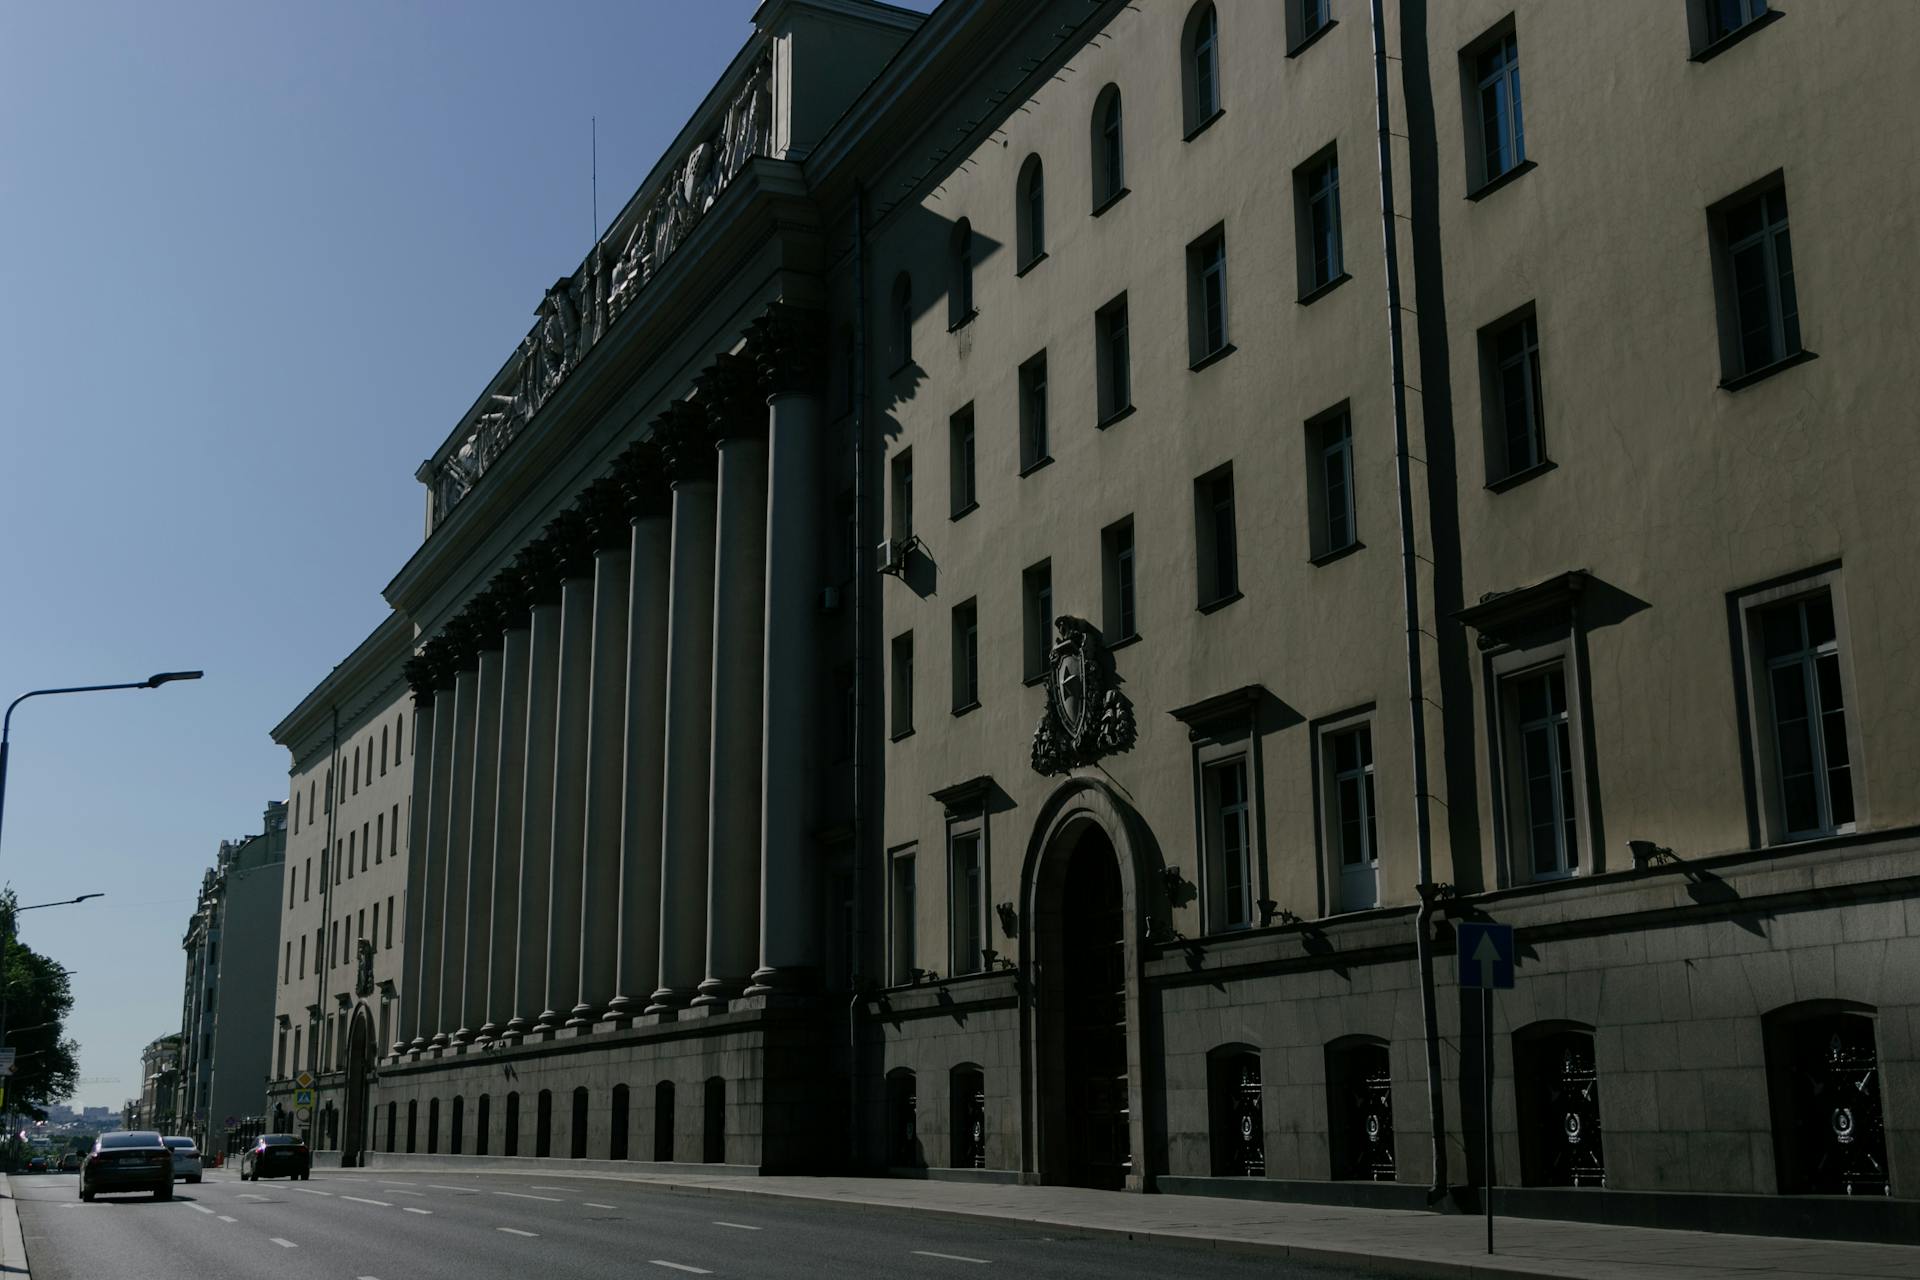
[{"x1": 270, "y1": 612, "x2": 414, "y2": 751}]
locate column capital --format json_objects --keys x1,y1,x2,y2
[
  {"x1": 440, "y1": 613, "x2": 484, "y2": 673},
  {"x1": 462, "y1": 580, "x2": 517, "y2": 651},
  {"x1": 695, "y1": 351, "x2": 768, "y2": 441},
  {"x1": 403, "y1": 645, "x2": 447, "y2": 707},
  {"x1": 546, "y1": 503, "x2": 598, "y2": 582},
  {"x1": 746, "y1": 303, "x2": 826, "y2": 399},
  {"x1": 511, "y1": 537, "x2": 566, "y2": 608},
  {"x1": 653, "y1": 400, "x2": 717, "y2": 484},
  {"x1": 582, "y1": 476, "x2": 631, "y2": 551},
  {"x1": 611, "y1": 439, "x2": 672, "y2": 522}
]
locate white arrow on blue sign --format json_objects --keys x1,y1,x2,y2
[{"x1": 1456, "y1": 920, "x2": 1515, "y2": 990}]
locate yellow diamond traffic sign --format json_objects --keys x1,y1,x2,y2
[{"x1": 295, "y1": 1071, "x2": 314, "y2": 1089}]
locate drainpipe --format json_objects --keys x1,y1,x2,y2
[
  {"x1": 313, "y1": 706, "x2": 340, "y2": 1155},
  {"x1": 1370, "y1": 0, "x2": 1448, "y2": 1200},
  {"x1": 848, "y1": 181, "x2": 870, "y2": 1173}
]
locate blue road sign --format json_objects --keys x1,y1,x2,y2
[{"x1": 1456, "y1": 921, "x2": 1515, "y2": 990}]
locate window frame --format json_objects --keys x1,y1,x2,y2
[
  {"x1": 891, "y1": 630, "x2": 915, "y2": 741},
  {"x1": 1022, "y1": 559, "x2": 1054, "y2": 684},
  {"x1": 890, "y1": 448, "x2": 914, "y2": 543},
  {"x1": 1305, "y1": 402, "x2": 1359, "y2": 561},
  {"x1": 1092, "y1": 85, "x2": 1127, "y2": 211},
  {"x1": 1193, "y1": 463, "x2": 1240, "y2": 611},
  {"x1": 1479, "y1": 303, "x2": 1551, "y2": 489},
  {"x1": 1018, "y1": 350, "x2": 1051, "y2": 473},
  {"x1": 890, "y1": 271, "x2": 915, "y2": 369},
  {"x1": 1186, "y1": 225, "x2": 1231, "y2": 367},
  {"x1": 1709, "y1": 174, "x2": 1808, "y2": 387},
  {"x1": 951, "y1": 598, "x2": 980, "y2": 714},
  {"x1": 1286, "y1": 0, "x2": 1336, "y2": 56},
  {"x1": 947, "y1": 821, "x2": 988, "y2": 977},
  {"x1": 1095, "y1": 293, "x2": 1132, "y2": 425},
  {"x1": 949, "y1": 403, "x2": 977, "y2": 519},
  {"x1": 888, "y1": 844, "x2": 918, "y2": 986},
  {"x1": 1016, "y1": 155, "x2": 1047, "y2": 271},
  {"x1": 1182, "y1": 2, "x2": 1224, "y2": 137},
  {"x1": 1101, "y1": 515, "x2": 1138, "y2": 646},
  {"x1": 1293, "y1": 144, "x2": 1347, "y2": 301},
  {"x1": 1688, "y1": 0, "x2": 1781, "y2": 61},
  {"x1": 1315, "y1": 709, "x2": 1380, "y2": 915},
  {"x1": 1490, "y1": 644, "x2": 1593, "y2": 885},
  {"x1": 1461, "y1": 20, "x2": 1529, "y2": 196},
  {"x1": 948, "y1": 220, "x2": 976, "y2": 330},
  {"x1": 1173, "y1": 688, "x2": 1269, "y2": 936}
]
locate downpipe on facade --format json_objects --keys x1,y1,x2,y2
[{"x1": 849, "y1": 180, "x2": 871, "y2": 1174}]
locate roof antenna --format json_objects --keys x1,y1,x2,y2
[{"x1": 592, "y1": 116, "x2": 599, "y2": 242}]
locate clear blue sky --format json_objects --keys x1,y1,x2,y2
[{"x1": 0, "y1": 0, "x2": 934, "y2": 1113}]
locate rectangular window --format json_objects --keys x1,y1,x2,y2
[
  {"x1": 1502, "y1": 665, "x2": 1580, "y2": 880},
  {"x1": 1466, "y1": 26, "x2": 1525, "y2": 190},
  {"x1": 372, "y1": 901, "x2": 381, "y2": 952},
  {"x1": 1480, "y1": 307, "x2": 1547, "y2": 484},
  {"x1": 1102, "y1": 516, "x2": 1138, "y2": 644},
  {"x1": 889, "y1": 849, "x2": 917, "y2": 985},
  {"x1": 1204, "y1": 758, "x2": 1254, "y2": 931},
  {"x1": 1023, "y1": 560, "x2": 1054, "y2": 682},
  {"x1": 361, "y1": 821, "x2": 369, "y2": 871},
  {"x1": 1713, "y1": 180, "x2": 1801, "y2": 381},
  {"x1": 1194, "y1": 464, "x2": 1239, "y2": 608},
  {"x1": 283, "y1": 940, "x2": 291, "y2": 984},
  {"x1": 298, "y1": 934, "x2": 306, "y2": 979},
  {"x1": 347, "y1": 831, "x2": 355, "y2": 879},
  {"x1": 949, "y1": 404, "x2": 977, "y2": 517},
  {"x1": 1294, "y1": 147, "x2": 1344, "y2": 296},
  {"x1": 289, "y1": 869, "x2": 297, "y2": 910},
  {"x1": 303, "y1": 858, "x2": 311, "y2": 902},
  {"x1": 391, "y1": 803, "x2": 400, "y2": 857},
  {"x1": 357, "y1": 908, "x2": 366, "y2": 941},
  {"x1": 293, "y1": 1027, "x2": 302, "y2": 1074},
  {"x1": 1019, "y1": 351, "x2": 1050, "y2": 472},
  {"x1": 276, "y1": 1027, "x2": 288, "y2": 1079},
  {"x1": 1188, "y1": 226, "x2": 1229, "y2": 364},
  {"x1": 951, "y1": 599, "x2": 980, "y2": 712},
  {"x1": 1095, "y1": 294, "x2": 1131, "y2": 423},
  {"x1": 334, "y1": 840, "x2": 343, "y2": 885},
  {"x1": 330, "y1": 921, "x2": 339, "y2": 968},
  {"x1": 890, "y1": 449, "x2": 914, "y2": 543},
  {"x1": 375, "y1": 812, "x2": 384, "y2": 865},
  {"x1": 352, "y1": 748, "x2": 359, "y2": 795},
  {"x1": 1291, "y1": 0, "x2": 1331, "y2": 48},
  {"x1": 1750, "y1": 588, "x2": 1855, "y2": 839},
  {"x1": 386, "y1": 895, "x2": 395, "y2": 949},
  {"x1": 1324, "y1": 723, "x2": 1379, "y2": 912},
  {"x1": 1693, "y1": 0, "x2": 1773, "y2": 52},
  {"x1": 1306, "y1": 405, "x2": 1357, "y2": 559},
  {"x1": 949, "y1": 830, "x2": 985, "y2": 976},
  {"x1": 891, "y1": 631, "x2": 915, "y2": 739}
]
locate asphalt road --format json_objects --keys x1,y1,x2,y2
[{"x1": 11, "y1": 1167, "x2": 1385, "y2": 1280}]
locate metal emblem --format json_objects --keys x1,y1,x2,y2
[{"x1": 1030, "y1": 617, "x2": 1137, "y2": 776}]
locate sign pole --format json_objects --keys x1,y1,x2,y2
[{"x1": 1484, "y1": 984, "x2": 1494, "y2": 1254}]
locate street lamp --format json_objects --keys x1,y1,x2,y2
[{"x1": 0, "y1": 672, "x2": 204, "y2": 860}]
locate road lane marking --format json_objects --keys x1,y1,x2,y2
[
  {"x1": 585, "y1": 1202, "x2": 617, "y2": 1209},
  {"x1": 387, "y1": 1189, "x2": 427, "y2": 1196},
  {"x1": 377, "y1": 1181, "x2": 417, "y2": 1187},
  {"x1": 649, "y1": 1263, "x2": 711, "y2": 1275},
  {"x1": 428, "y1": 1184, "x2": 479, "y2": 1193},
  {"x1": 289, "y1": 1186, "x2": 332, "y2": 1195},
  {"x1": 188, "y1": 1204, "x2": 215, "y2": 1215},
  {"x1": 529, "y1": 1185, "x2": 572, "y2": 1192},
  {"x1": 913, "y1": 1251, "x2": 990, "y2": 1264},
  {"x1": 712, "y1": 1221, "x2": 761, "y2": 1230},
  {"x1": 495, "y1": 1191, "x2": 564, "y2": 1202},
  {"x1": 270, "y1": 1237, "x2": 298, "y2": 1249},
  {"x1": 217, "y1": 1215, "x2": 237, "y2": 1223},
  {"x1": 342, "y1": 1195, "x2": 393, "y2": 1207},
  {"x1": 497, "y1": 1227, "x2": 540, "y2": 1238},
  {"x1": 403, "y1": 1206, "x2": 433, "y2": 1215}
]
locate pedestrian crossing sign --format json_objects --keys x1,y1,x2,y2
[{"x1": 293, "y1": 1088, "x2": 315, "y2": 1107}]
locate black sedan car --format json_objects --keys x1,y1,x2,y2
[
  {"x1": 239, "y1": 1134, "x2": 311, "y2": 1181},
  {"x1": 80, "y1": 1131, "x2": 173, "y2": 1201}
]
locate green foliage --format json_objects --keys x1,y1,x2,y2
[{"x1": 0, "y1": 890, "x2": 81, "y2": 1119}]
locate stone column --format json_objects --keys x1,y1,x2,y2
[
  {"x1": 434, "y1": 656, "x2": 479, "y2": 1048},
  {"x1": 458, "y1": 605, "x2": 506, "y2": 1043},
  {"x1": 540, "y1": 508, "x2": 598, "y2": 1031},
  {"x1": 604, "y1": 444, "x2": 672, "y2": 1022},
  {"x1": 648, "y1": 402, "x2": 719, "y2": 1015},
  {"x1": 480, "y1": 606, "x2": 531, "y2": 1041},
  {"x1": 395, "y1": 674, "x2": 436, "y2": 1055},
  {"x1": 748, "y1": 305, "x2": 827, "y2": 994},
  {"x1": 696, "y1": 354, "x2": 769, "y2": 1008},
  {"x1": 411, "y1": 667, "x2": 457, "y2": 1051},
  {"x1": 572, "y1": 482, "x2": 632, "y2": 1026},
  {"x1": 506, "y1": 540, "x2": 565, "y2": 1039}
]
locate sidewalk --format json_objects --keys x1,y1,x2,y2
[
  {"x1": 344, "y1": 1160, "x2": 1919, "y2": 1279},
  {"x1": 0, "y1": 1176, "x2": 27, "y2": 1277}
]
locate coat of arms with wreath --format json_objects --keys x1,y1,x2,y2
[{"x1": 1030, "y1": 616, "x2": 1137, "y2": 776}]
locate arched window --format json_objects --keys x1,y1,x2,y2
[
  {"x1": 1325, "y1": 1036, "x2": 1394, "y2": 1181},
  {"x1": 450, "y1": 1095, "x2": 464, "y2": 1156},
  {"x1": 610, "y1": 1084, "x2": 630, "y2": 1161},
  {"x1": 504, "y1": 1091, "x2": 521, "y2": 1158},
  {"x1": 385, "y1": 1101, "x2": 397, "y2": 1154},
  {"x1": 703, "y1": 1077, "x2": 726, "y2": 1164},
  {"x1": 1181, "y1": 3, "x2": 1222, "y2": 134},
  {"x1": 654, "y1": 1081, "x2": 676, "y2": 1162},
  {"x1": 891, "y1": 272, "x2": 914, "y2": 368},
  {"x1": 476, "y1": 1093, "x2": 492, "y2": 1157},
  {"x1": 426, "y1": 1097, "x2": 440, "y2": 1154},
  {"x1": 571, "y1": 1086, "x2": 589, "y2": 1159},
  {"x1": 950, "y1": 1064, "x2": 986, "y2": 1169},
  {"x1": 947, "y1": 220, "x2": 975, "y2": 328},
  {"x1": 1016, "y1": 157, "x2": 1045, "y2": 268},
  {"x1": 1764, "y1": 1001, "x2": 1888, "y2": 1195},
  {"x1": 1092, "y1": 85, "x2": 1124, "y2": 208},
  {"x1": 886, "y1": 1068, "x2": 920, "y2": 1168},
  {"x1": 1513, "y1": 1022, "x2": 1603, "y2": 1187},
  {"x1": 1207, "y1": 1044, "x2": 1264, "y2": 1177},
  {"x1": 535, "y1": 1088, "x2": 553, "y2": 1159},
  {"x1": 405, "y1": 1098, "x2": 417, "y2": 1154}
]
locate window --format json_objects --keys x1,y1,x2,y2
[
  {"x1": 283, "y1": 941, "x2": 291, "y2": 984},
  {"x1": 1193, "y1": 464, "x2": 1239, "y2": 608},
  {"x1": 1481, "y1": 306, "x2": 1547, "y2": 485},
  {"x1": 1500, "y1": 664, "x2": 1581, "y2": 880},
  {"x1": 610, "y1": 1084, "x2": 629, "y2": 1161},
  {"x1": 703, "y1": 1078, "x2": 726, "y2": 1164},
  {"x1": 303, "y1": 858, "x2": 310, "y2": 902},
  {"x1": 1294, "y1": 147, "x2": 1345, "y2": 297},
  {"x1": 1747, "y1": 587, "x2": 1855, "y2": 840},
  {"x1": 289, "y1": 869, "x2": 297, "y2": 910},
  {"x1": 571, "y1": 1087, "x2": 589, "y2": 1159},
  {"x1": 1022, "y1": 560, "x2": 1053, "y2": 682},
  {"x1": 1691, "y1": 0, "x2": 1775, "y2": 56},
  {"x1": 949, "y1": 829, "x2": 985, "y2": 975},
  {"x1": 477, "y1": 1094, "x2": 491, "y2": 1157},
  {"x1": 1326, "y1": 1036, "x2": 1395, "y2": 1180},
  {"x1": 276, "y1": 1027, "x2": 288, "y2": 1079},
  {"x1": 291, "y1": 792, "x2": 299, "y2": 835},
  {"x1": 381, "y1": 725, "x2": 388, "y2": 776},
  {"x1": 1712, "y1": 180, "x2": 1802, "y2": 383},
  {"x1": 330, "y1": 921, "x2": 339, "y2": 968},
  {"x1": 1019, "y1": 351, "x2": 1050, "y2": 472},
  {"x1": 1323, "y1": 721, "x2": 1379, "y2": 912},
  {"x1": 951, "y1": 599, "x2": 979, "y2": 711},
  {"x1": 1095, "y1": 294, "x2": 1131, "y2": 423},
  {"x1": 890, "y1": 271, "x2": 914, "y2": 368},
  {"x1": 298, "y1": 934, "x2": 306, "y2": 980},
  {"x1": 374, "y1": 813, "x2": 383, "y2": 864},
  {"x1": 949, "y1": 404, "x2": 976, "y2": 517},
  {"x1": 372, "y1": 902, "x2": 380, "y2": 952},
  {"x1": 1203, "y1": 758, "x2": 1254, "y2": 931},
  {"x1": 346, "y1": 831, "x2": 355, "y2": 879},
  {"x1": 1017, "y1": 155, "x2": 1046, "y2": 268},
  {"x1": 1514, "y1": 1022, "x2": 1605, "y2": 1187},
  {"x1": 536, "y1": 1089, "x2": 553, "y2": 1159},
  {"x1": 1208, "y1": 1046, "x2": 1264, "y2": 1176},
  {"x1": 1287, "y1": 0, "x2": 1332, "y2": 52},
  {"x1": 1465, "y1": 24, "x2": 1525, "y2": 192},
  {"x1": 395, "y1": 711, "x2": 404, "y2": 759},
  {"x1": 352, "y1": 747, "x2": 360, "y2": 795},
  {"x1": 405, "y1": 1099, "x2": 417, "y2": 1154},
  {"x1": 391, "y1": 803, "x2": 400, "y2": 857},
  {"x1": 1092, "y1": 85, "x2": 1125, "y2": 209},
  {"x1": 1764, "y1": 1002, "x2": 1888, "y2": 1196},
  {"x1": 293, "y1": 1027, "x2": 304, "y2": 1077},
  {"x1": 1101, "y1": 517, "x2": 1138, "y2": 643},
  {"x1": 451, "y1": 1095, "x2": 464, "y2": 1155},
  {"x1": 1306, "y1": 405, "x2": 1357, "y2": 559},
  {"x1": 654, "y1": 1081, "x2": 675, "y2": 1161},
  {"x1": 891, "y1": 632, "x2": 915, "y2": 739},
  {"x1": 951, "y1": 1064, "x2": 986, "y2": 1169},
  {"x1": 887, "y1": 1068, "x2": 921, "y2": 1167},
  {"x1": 948, "y1": 219, "x2": 975, "y2": 328},
  {"x1": 505, "y1": 1092, "x2": 520, "y2": 1157},
  {"x1": 1182, "y1": 3, "x2": 1223, "y2": 135},
  {"x1": 889, "y1": 847, "x2": 917, "y2": 984},
  {"x1": 890, "y1": 449, "x2": 913, "y2": 543},
  {"x1": 1187, "y1": 225, "x2": 1229, "y2": 364},
  {"x1": 385, "y1": 896, "x2": 395, "y2": 948},
  {"x1": 334, "y1": 840, "x2": 343, "y2": 885}
]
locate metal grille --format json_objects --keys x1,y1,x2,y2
[
  {"x1": 1777, "y1": 1014, "x2": 1888, "y2": 1196},
  {"x1": 1332, "y1": 1043, "x2": 1396, "y2": 1181}
]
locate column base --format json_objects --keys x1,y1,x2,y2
[
  {"x1": 407, "y1": 1036, "x2": 430, "y2": 1052},
  {"x1": 743, "y1": 964, "x2": 818, "y2": 997},
  {"x1": 603, "y1": 994, "x2": 643, "y2": 1019},
  {"x1": 534, "y1": 1008, "x2": 565, "y2": 1031},
  {"x1": 644, "y1": 986, "x2": 693, "y2": 1016},
  {"x1": 429, "y1": 1031, "x2": 450, "y2": 1049},
  {"x1": 450, "y1": 1027, "x2": 473, "y2": 1046},
  {"x1": 691, "y1": 976, "x2": 745, "y2": 1009},
  {"x1": 564, "y1": 1001, "x2": 602, "y2": 1029},
  {"x1": 476, "y1": 1021, "x2": 501, "y2": 1041},
  {"x1": 503, "y1": 1015, "x2": 530, "y2": 1037}
]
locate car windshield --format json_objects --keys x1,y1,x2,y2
[
  {"x1": 259, "y1": 1135, "x2": 300, "y2": 1146},
  {"x1": 163, "y1": 1138, "x2": 196, "y2": 1150},
  {"x1": 99, "y1": 1132, "x2": 164, "y2": 1150}
]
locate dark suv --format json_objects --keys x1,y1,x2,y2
[
  {"x1": 239, "y1": 1134, "x2": 311, "y2": 1182},
  {"x1": 80, "y1": 1131, "x2": 173, "y2": 1201}
]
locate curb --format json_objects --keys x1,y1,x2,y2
[
  {"x1": 0, "y1": 1175, "x2": 28, "y2": 1278},
  {"x1": 333, "y1": 1164, "x2": 1581, "y2": 1279}
]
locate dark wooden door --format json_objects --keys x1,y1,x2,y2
[{"x1": 1061, "y1": 841, "x2": 1129, "y2": 1189}]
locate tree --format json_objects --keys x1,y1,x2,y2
[{"x1": 0, "y1": 891, "x2": 81, "y2": 1120}]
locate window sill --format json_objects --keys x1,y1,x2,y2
[
  {"x1": 1106, "y1": 631, "x2": 1142, "y2": 652},
  {"x1": 1015, "y1": 252, "x2": 1048, "y2": 279},
  {"x1": 1719, "y1": 347, "x2": 1817, "y2": 392},
  {"x1": 1197, "y1": 590, "x2": 1243, "y2": 616},
  {"x1": 1309, "y1": 540, "x2": 1363, "y2": 567},
  {"x1": 1690, "y1": 8, "x2": 1785, "y2": 63},
  {"x1": 1022, "y1": 671, "x2": 1048, "y2": 688},
  {"x1": 1183, "y1": 108, "x2": 1225, "y2": 143},
  {"x1": 950, "y1": 700, "x2": 981, "y2": 719},
  {"x1": 950, "y1": 501, "x2": 978, "y2": 523},
  {"x1": 1188, "y1": 343, "x2": 1237, "y2": 374},
  {"x1": 1091, "y1": 186, "x2": 1131, "y2": 218},
  {"x1": 1466, "y1": 158, "x2": 1537, "y2": 203},
  {"x1": 1297, "y1": 271, "x2": 1351, "y2": 306},
  {"x1": 1095, "y1": 404, "x2": 1136, "y2": 431},
  {"x1": 1019, "y1": 454, "x2": 1054, "y2": 478},
  {"x1": 947, "y1": 308, "x2": 978, "y2": 334},
  {"x1": 1486, "y1": 458, "x2": 1557, "y2": 493},
  {"x1": 1286, "y1": 19, "x2": 1337, "y2": 58},
  {"x1": 889, "y1": 728, "x2": 916, "y2": 744}
]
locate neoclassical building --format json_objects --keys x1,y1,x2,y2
[{"x1": 297, "y1": 0, "x2": 1918, "y2": 1239}]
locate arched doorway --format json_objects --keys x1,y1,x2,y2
[{"x1": 341, "y1": 1004, "x2": 377, "y2": 1167}]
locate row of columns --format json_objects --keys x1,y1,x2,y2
[{"x1": 392, "y1": 305, "x2": 825, "y2": 1057}]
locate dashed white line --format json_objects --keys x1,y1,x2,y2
[
  {"x1": 217, "y1": 1215, "x2": 237, "y2": 1223},
  {"x1": 289, "y1": 1186, "x2": 332, "y2": 1195},
  {"x1": 403, "y1": 1206, "x2": 433, "y2": 1215},
  {"x1": 712, "y1": 1221, "x2": 761, "y2": 1230},
  {"x1": 341, "y1": 1195, "x2": 393, "y2": 1207},
  {"x1": 427, "y1": 1184, "x2": 478, "y2": 1193},
  {"x1": 913, "y1": 1251, "x2": 990, "y2": 1264},
  {"x1": 529, "y1": 1185, "x2": 572, "y2": 1192},
  {"x1": 649, "y1": 1264, "x2": 712, "y2": 1276},
  {"x1": 237, "y1": 1193, "x2": 269, "y2": 1202},
  {"x1": 387, "y1": 1189, "x2": 427, "y2": 1197},
  {"x1": 585, "y1": 1202, "x2": 617, "y2": 1210},
  {"x1": 497, "y1": 1226, "x2": 540, "y2": 1238},
  {"x1": 187, "y1": 1203, "x2": 215, "y2": 1215},
  {"x1": 270, "y1": 1237, "x2": 298, "y2": 1249},
  {"x1": 495, "y1": 1190, "x2": 564, "y2": 1202}
]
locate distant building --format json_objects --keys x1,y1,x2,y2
[
  {"x1": 121, "y1": 1033, "x2": 181, "y2": 1131},
  {"x1": 174, "y1": 803, "x2": 287, "y2": 1149}
]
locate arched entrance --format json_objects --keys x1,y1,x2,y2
[{"x1": 341, "y1": 1004, "x2": 377, "y2": 1167}]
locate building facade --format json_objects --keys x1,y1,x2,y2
[
  {"x1": 123, "y1": 1033, "x2": 180, "y2": 1132},
  {"x1": 299, "y1": 0, "x2": 1917, "y2": 1238},
  {"x1": 174, "y1": 804, "x2": 287, "y2": 1150}
]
